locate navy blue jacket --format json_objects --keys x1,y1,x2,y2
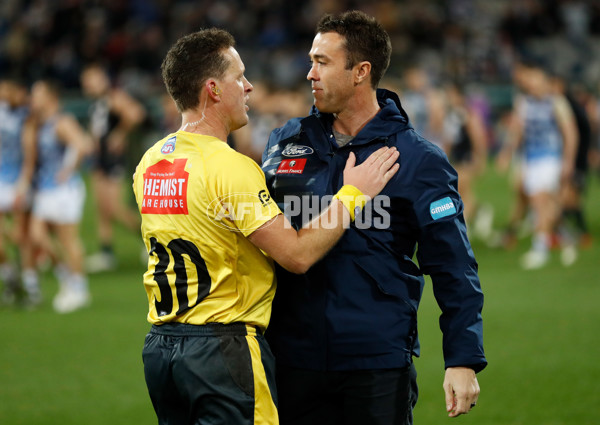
[{"x1": 261, "y1": 89, "x2": 486, "y2": 372}]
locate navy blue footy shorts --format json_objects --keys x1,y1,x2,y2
[{"x1": 142, "y1": 322, "x2": 278, "y2": 425}]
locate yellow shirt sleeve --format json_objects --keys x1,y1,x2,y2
[{"x1": 208, "y1": 150, "x2": 281, "y2": 237}]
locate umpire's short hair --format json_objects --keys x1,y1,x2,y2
[
  {"x1": 161, "y1": 28, "x2": 235, "y2": 112},
  {"x1": 316, "y1": 10, "x2": 391, "y2": 89}
]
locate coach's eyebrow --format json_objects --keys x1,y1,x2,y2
[{"x1": 309, "y1": 54, "x2": 328, "y2": 62}]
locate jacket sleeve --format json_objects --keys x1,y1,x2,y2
[
  {"x1": 413, "y1": 149, "x2": 487, "y2": 372},
  {"x1": 261, "y1": 130, "x2": 276, "y2": 165}
]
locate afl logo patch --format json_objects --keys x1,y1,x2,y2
[
  {"x1": 282, "y1": 143, "x2": 314, "y2": 157},
  {"x1": 161, "y1": 137, "x2": 176, "y2": 154}
]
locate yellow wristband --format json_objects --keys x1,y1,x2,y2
[{"x1": 333, "y1": 185, "x2": 368, "y2": 221}]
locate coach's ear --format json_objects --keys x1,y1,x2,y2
[{"x1": 353, "y1": 61, "x2": 371, "y2": 86}]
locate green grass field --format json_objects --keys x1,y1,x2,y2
[{"x1": 1, "y1": 168, "x2": 599, "y2": 425}]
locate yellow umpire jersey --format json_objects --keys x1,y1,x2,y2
[{"x1": 133, "y1": 131, "x2": 281, "y2": 331}]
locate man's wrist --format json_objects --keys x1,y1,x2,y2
[
  {"x1": 333, "y1": 185, "x2": 368, "y2": 221},
  {"x1": 446, "y1": 363, "x2": 486, "y2": 374}
]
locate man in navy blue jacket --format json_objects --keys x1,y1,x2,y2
[{"x1": 262, "y1": 11, "x2": 486, "y2": 425}]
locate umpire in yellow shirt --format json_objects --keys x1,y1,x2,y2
[{"x1": 132, "y1": 28, "x2": 399, "y2": 425}]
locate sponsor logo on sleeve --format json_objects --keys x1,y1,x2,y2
[
  {"x1": 258, "y1": 189, "x2": 272, "y2": 206},
  {"x1": 141, "y1": 158, "x2": 189, "y2": 214},
  {"x1": 281, "y1": 143, "x2": 314, "y2": 157},
  {"x1": 276, "y1": 158, "x2": 307, "y2": 174},
  {"x1": 429, "y1": 197, "x2": 456, "y2": 220},
  {"x1": 160, "y1": 136, "x2": 176, "y2": 154},
  {"x1": 206, "y1": 192, "x2": 278, "y2": 232}
]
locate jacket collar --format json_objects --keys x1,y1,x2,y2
[{"x1": 302, "y1": 88, "x2": 411, "y2": 148}]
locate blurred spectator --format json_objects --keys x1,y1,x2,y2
[
  {"x1": 560, "y1": 0, "x2": 591, "y2": 43},
  {"x1": 1, "y1": 0, "x2": 599, "y2": 95}
]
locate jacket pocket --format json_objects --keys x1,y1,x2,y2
[{"x1": 352, "y1": 255, "x2": 424, "y2": 314}]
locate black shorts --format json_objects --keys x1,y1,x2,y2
[
  {"x1": 142, "y1": 322, "x2": 278, "y2": 425},
  {"x1": 275, "y1": 363, "x2": 418, "y2": 425},
  {"x1": 95, "y1": 144, "x2": 127, "y2": 178}
]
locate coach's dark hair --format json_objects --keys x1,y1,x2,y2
[
  {"x1": 161, "y1": 28, "x2": 235, "y2": 112},
  {"x1": 316, "y1": 10, "x2": 391, "y2": 89}
]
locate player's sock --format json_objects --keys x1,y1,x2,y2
[
  {"x1": 1, "y1": 262, "x2": 20, "y2": 304},
  {"x1": 22, "y1": 268, "x2": 39, "y2": 293},
  {"x1": 68, "y1": 272, "x2": 88, "y2": 292},
  {"x1": 101, "y1": 244, "x2": 114, "y2": 256},
  {"x1": 86, "y1": 245, "x2": 116, "y2": 273},
  {"x1": 532, "y1": 232, "x2": 549, "y2": 254},
  {"x1": 53, "y1": 271, "x2": 90, "y2": 313},
  {"x1": 22, "y1": 268, "x2": 42, "y2": 306},
  {"x1": 0, "y1": 262, "x2": 17, "y2": 284},
  {"x1": 53, "y1": 263, "x2": 70, "y2": 283},
  {"x1": 521, "y1": 233, "x2": 550, "y2": 270}
]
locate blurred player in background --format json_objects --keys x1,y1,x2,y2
[
  {"x1": 550, "y1": 75, "x2": 593, "y2": 249},
  {"x1": 0, "y1": 77, "x2": 40, "y2": 306},
  {"x1": 494, "y1": 61, "x2": 532, "y2": 250},
  {"x1": 25, "y1": 79, "x2": 93, "y2": 313},
  {"x1": 497, "y1": 62, "x2": 577, "y2": 269},
  {"x1": 443, "y1": 81, "x2": 490, "y2": 233},
  {"x1": 587, "y1": 81, "x2": 600, "y2": 174},
  {"x1": 401, "y1": 65, "x2": 446, "y2": 150},
  {"x1": 80, "y1": 64, "x2": 146, "y2": 272}
]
